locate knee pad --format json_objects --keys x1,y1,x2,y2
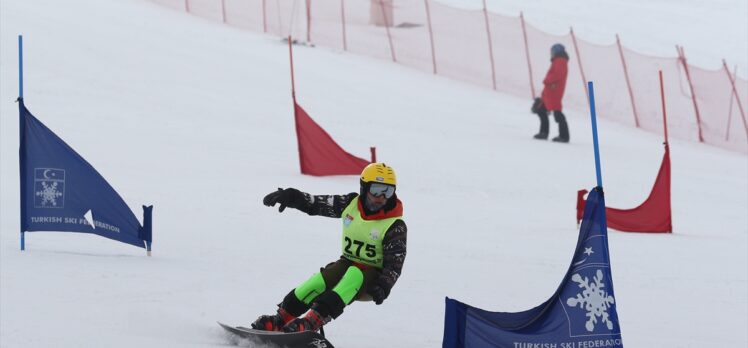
[
  {"x1": 293, "y1": 272, "x2": 327, "y2": 305},
  {"x1": 332, "y1": 266, "x2": 365, "y2": 305}
]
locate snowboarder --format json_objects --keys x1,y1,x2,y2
[
  {"x1": 532, "y1": 43, "x2": 570, "y2": 143},
  {"x1": 251, "y1": 163, "x2": 407, "y2": 333}
]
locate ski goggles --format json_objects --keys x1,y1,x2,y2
[{"x1": 368, "y1": 183, "x2": 395, "y2": 199}]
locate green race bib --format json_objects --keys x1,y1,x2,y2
[{"x1": 340, "y1": 197, "x2": 400, "y2": 267}]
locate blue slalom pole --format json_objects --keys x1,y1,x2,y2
[
  {"x1": 588, "y1": 81, "x2": 603, "y2": 188},
  {"x1": 18, "y1": 35, "x2": 24, "y2": 99},
  {"x1": 19, "y1": 34, "x2": 25, "y2": 251}
]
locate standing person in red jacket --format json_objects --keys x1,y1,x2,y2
[{"x1": 532, "y1": 43, "x2": 570, "y2": 143}]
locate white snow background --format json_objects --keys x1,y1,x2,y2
[{"x1": 1, "y1": 0, "x2": 747, "y2": 347}]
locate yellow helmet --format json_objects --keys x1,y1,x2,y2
[{"x1": 360, "y1": 163, "x2": 396, "y2": 186}]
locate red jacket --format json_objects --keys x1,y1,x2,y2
[{"x1": 541, "y1": 57, "x2": 568, "y2": 111}]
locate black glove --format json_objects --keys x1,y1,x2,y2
[
  {"x1": 531, "y1": 97, "x2": 544, "y2": 114},
  {"x1": 368, "y1": 279, "x2": 391, "y2": 305},
  {"x1": 263, "y1": 188, "x2": 303, "y2": 212}
]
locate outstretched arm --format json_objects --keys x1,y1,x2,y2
[
  {"x1": 263, "y1": 188, "x2": 358, "y2": 218},
  {"x1": 297, "y1": 192, "x2": 359, "y2": 217}
]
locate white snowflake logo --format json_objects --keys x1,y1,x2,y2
[
  {"x1": 566, "y1": 269, "x2": 616, "y2": 332},
  {"x1": 36, "y1": 181, "x2": 63, "y2": 207}
]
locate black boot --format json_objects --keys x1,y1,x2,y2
[
  {"x1": 534, "y1": 109, "x2": 550, "y2": 140},
  {"x1": 552, "y1": 111, "x2": 569, "y2": 143}
]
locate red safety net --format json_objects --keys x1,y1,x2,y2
[
  {"x1": 153, "y1": 0, "x2": 748, "y2": 154},
  {"x1": 688, "y1": 64, "x2": 748, "y2": 152},
  {"x1": 576, "y1": 146, "x2": 672, "y2": 233},
  {"x1": 293, "y1": 102, "x2": 370, "y2": 176}
]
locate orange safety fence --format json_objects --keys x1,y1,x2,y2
[{"x1": 151, "y1": 0, "x2": 748, "y2": 154}]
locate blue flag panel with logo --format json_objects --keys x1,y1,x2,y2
[
  {"x1": 443, "y1": 187, "x2": 622, "y2": 347},
  {"x1": 19, "y1": 99, "x2": 152, "y2": 250}
]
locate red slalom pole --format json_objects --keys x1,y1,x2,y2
[
  {"x1": 262, "y1": 0, "x2": 267, "y2": 33},
  {"x1": 424, "y1": 0, "x2": 437, "y2": 74},
  {"x1": 520, "y1": 12, "x2": 535, "y2": 99},
  {"x1": 288, "y1": 36, "x2": 296, "y2": 103},
  {"x1": 722, "y1": 59, "x2": 747, "y2": 138},
  {"x1": 570, "y1": 27, "x2": 589, "y2": 106},
  {"x1": 341, "y1": 0, "x2": 348, "y2": 51},
  {"x1": 306, "y1": 0, "x2": 312, "y2": 43},
  {"x1": 482, "y1": 0, "x2": 497, "y2": 90},
  {"x1": 724, "y1": 64, "x2": 736, "y2": 141},
  {"x1": 378, "y1": 0, "x2": 396, "y2": 62},
  {"x1": 617, "y1": 34, "x2": 640, "y2": 128},
  {"x1": 677, "y1": 45, "x2": 704, "y2": 143},
  {"x1": 659, "y1": 70, "x2": 669, "y2": 144}
]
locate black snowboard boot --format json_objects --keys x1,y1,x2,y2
[
  {"x1": 282, "y1": 308, "x2": 330, "y2": 333},
  {"x1": 252, "y1": 289, "x2": 311, "y2": 331},
  {"x1": 533, "y1": 132, "x2": 548, "y2": 140},
  {"x1": 251, "y1": 307, "x2": 295, "y2": 331},
  {"x1": 282, "y1": 291, "x2": 344, "y2": 333}
]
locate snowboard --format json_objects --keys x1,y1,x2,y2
[{"x1": 218, "y1": 322, "x2": 335, "y2": 348}]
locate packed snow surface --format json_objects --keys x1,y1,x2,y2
[{"x1": 1, "y1": 0, "x2": 746, "y2": 347}]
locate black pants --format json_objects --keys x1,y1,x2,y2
[{"x1": 535, "y1": 107, "x2": 569, "y2": 140}]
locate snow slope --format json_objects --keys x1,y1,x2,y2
[{"x1": 1, "y1": 0, "x2": 746, "y2": 347}]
